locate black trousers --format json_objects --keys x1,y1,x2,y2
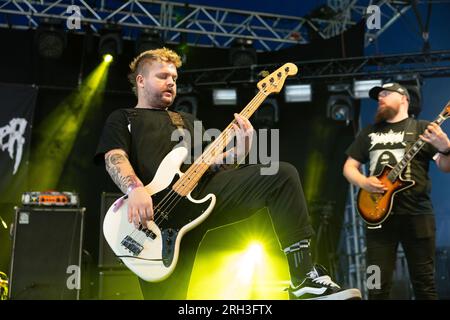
[
  {"x1": 366, "y1": 214, "x2": 437, "y2": 300},
  {"x1": 139, "y1": 162, "x2": 314, "y2": 299}
]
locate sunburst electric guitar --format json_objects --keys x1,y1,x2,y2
[
  {"x1": 357, "y1": 102, "x2": 450, "y2": 227},
  {"x1": 102, "y1": 63, "x2": 298, "y2": 282}
]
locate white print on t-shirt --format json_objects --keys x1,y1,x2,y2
[
  {"x1": 368, "y1": 129, "x2": 404, "y2": 151},
  {"x1": 367, "y1": 129, "x2": 412, "y2": 180}
]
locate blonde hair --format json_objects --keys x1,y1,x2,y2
[{"x1": 128, "y1": 47, "x2": 182, "y2": 96}]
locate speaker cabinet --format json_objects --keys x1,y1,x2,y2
[
  {"x1": 98, "y1": 192, "x2": 123, "y2": 268},
  {"x1": 9, "y1": 206, "x2": 85, "y2": 300}
]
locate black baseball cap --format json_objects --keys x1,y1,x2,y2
[{"x1": 368, "y1": 82, "x2": 410, "y2": 101}]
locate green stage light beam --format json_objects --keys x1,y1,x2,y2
[{"x1": 28, "y1": 59, "x2": 110, "y2": 191}]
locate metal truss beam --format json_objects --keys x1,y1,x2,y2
[
  {"x1": 0, "y1": 0, "x2": 414, "y2": 51},
  {"x1": 178, "y1": 50, "x2": 450, "y2": 86}
]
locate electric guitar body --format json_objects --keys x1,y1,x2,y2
[{"x1": 357, "y1": 165, "x2": 414, "y2": 226}]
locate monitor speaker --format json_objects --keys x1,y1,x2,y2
[{"x1": 9, "y1": 206, "x2": 85, "y2": 300}]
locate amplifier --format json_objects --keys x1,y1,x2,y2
[
  {"x1": 9, "y1": 206, "x2": 85, "y2": 300},
  {"x1": 21, "y1": 191, "x2": 79, "y2": 207}
]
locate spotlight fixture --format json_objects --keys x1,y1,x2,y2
[
  {"x1": 136, "y1": 29, "x2": 163, "y2": 54},
  {"x1": 393, "y1": 75, "x2": 423, "y2": 117},
  {"x1": 98, "y1": 27, "x2": 123, "y2": 61},
  {"x1": 35, "y1": 19, "x2": 67, "y2": 59},
  {"x1": 326, "y1": 95, "x2": 354, "y2": 123},
  {"x1": 172, "y1": 96, "x2": 198, "y2": 117},
  {"x1": 254, "y1": 98, "x2": 279, "y2": 129},
  {"x1": 229, "y1": 38, "x2": 257, "y2": 67},
  {"x1": 103, "y1": 54, "x2": 113, "y2": 63}
]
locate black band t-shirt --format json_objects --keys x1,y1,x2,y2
[{"x1": 94, "y1": 108, "x2": 205, "y2": 185}]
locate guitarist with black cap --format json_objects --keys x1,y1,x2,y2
[{"x1": 343, "y1": 82, "x2": 450, "y2": 299}]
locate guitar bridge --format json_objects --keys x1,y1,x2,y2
[{"x1": 121, "y1": 235, "x2": 144, "y2": 256}]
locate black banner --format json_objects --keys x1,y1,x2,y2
[{"x1": 0, "y1": 83, "x2": 37, "y2": 204}]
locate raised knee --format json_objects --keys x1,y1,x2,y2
[{"x1": 277, "y1": 162, "x2": 299, "y2": 179}]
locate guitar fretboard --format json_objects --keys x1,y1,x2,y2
[
  {"x1": 171, "y1": 63, "x2": 296, "y2": 196},
  {"x1": 387, "y1": 114, "x2": 447, "y2": 182}
]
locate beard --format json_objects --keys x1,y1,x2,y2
[
  {"x1": 143, "y1": 89, "x2": 175, "y2": 109},
  {"x1": 374, "y1": 105, "x2": 398, "y2": 123}
]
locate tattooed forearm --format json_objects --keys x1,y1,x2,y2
[{"x1": 105, "y1": 151, "x2": 142, "y2": 193}]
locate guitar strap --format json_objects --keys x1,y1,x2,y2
[
  {"x1": 167, "y1": 110, "x2": 186, "y2": 132},
  {"x1": 402, "y1": 117, "x2": 419, "y2": 196},
  {"x1": 403, "y1": 117, "x2": 418, "y2": 147},
  {"x1": 167, "y1": 110, "x2": 187, "y2": 144}
]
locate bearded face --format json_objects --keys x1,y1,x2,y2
[{"x1": 374, "y1": 91, "x2": 404, "y2": 123}]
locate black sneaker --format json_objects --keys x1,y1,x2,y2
[{"x1": 287, "y1": 264, "x2": 362, "y2": 300}]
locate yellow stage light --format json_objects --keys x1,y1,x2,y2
[{"x1": 103, "y1": 54, "x2": 113, "y2": 63}]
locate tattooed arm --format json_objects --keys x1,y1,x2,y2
[
  {"x1": 105, "y1": 149, "x2": 153, "y2": 227},
  {"x1": 105, "y1": 149, "x2": 142, "y2": 193}
]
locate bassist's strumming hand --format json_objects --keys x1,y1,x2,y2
[{"x1": 128, "y1": 186, "x2": 154, "y2": 228}]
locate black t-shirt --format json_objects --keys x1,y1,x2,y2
[
  {"x1": 345, "y1": 117, "x2": 438, "y2": 215},
  {"x1": 94, "y1": 108, "x2": 206, "y2": 185}
]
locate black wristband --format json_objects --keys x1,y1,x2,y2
[{"x1": 438, "y1": 148, "x2": 450, "y2": 156}]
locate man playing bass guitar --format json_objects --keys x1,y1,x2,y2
[{"x1": 95, "y1": 47, "x2": 361, "y2": 300}]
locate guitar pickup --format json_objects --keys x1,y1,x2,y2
[
  {"x1": 144, "y1": 229, "x2": 157, "y2": 240},
  {"x1": 121, "y1": 235, "x2": 144, "y2": 256}
]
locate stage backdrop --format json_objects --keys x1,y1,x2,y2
[
  {"x1": 0, "y1": 83, "x2": 36, "y2": 201},
  {"x1": 0, "y1": 83, "x2": 37, "y2": 273}
]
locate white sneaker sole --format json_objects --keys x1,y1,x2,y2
[{"x1": 305, "y1": 288, "x2": 362, "y2": 300}]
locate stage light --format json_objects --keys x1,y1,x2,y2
[
  {"x1": 353, "y1": 79, "x2": 382, "y2": 99},
  {"x1": 0, "y1": 216, "x2": 7, "y2": 229},
  {"x1": 229, "y1": 38, "x2": 257, "y2": 67},
  {"x1": 187, "y1": 212, "x2": 291, "y2": 300},
  {"x1": 213, "y1": 88, "x2": 237, "y2": 106},
  {"x1": 394, "y1": 75, "x2": 423, "y2": 117},
  {"x1": 98, "y1": 29, "x2": 122, "y2": 61},
  {"x1": 103, "y1": 54, "x2": 113, "y2": 63},
  {"x1": 236, "y1": 242, "x2": 264, "y2": 284},
  {"x1": 285, "y1": 84, "x2": 312, "y2": 102},
  {"x1": 326, "y1": 94, "x2": 354, "y2": 123},
  {"x1": 172, "y1": 96, "x2": 198, "y2": 117},
  {"x1": 404, "y1": 84, "x2": 422, "y2": 117},
  {"x1": 28, "y1": 58, "x2": 111, "y2": 190},
  {"x1": 136, "y1": 29, "x2": 163, "y2": 54},
  {"x1": 35, "y1": 20, "x2": 66, "y2": 59},
  {"x1": 246, "y1": 242, "x2": 264, "y2": 262},
  {"x1": 254, "y1": 98, "x2": 279, "y2": 129}
]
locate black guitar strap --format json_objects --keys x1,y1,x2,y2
[
  {"x1": 403, "y1": 117, "x2": 419, "y2": 148},
  {"x1": 402, "y1": 117, "x2": 419, "y2": 196}
]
